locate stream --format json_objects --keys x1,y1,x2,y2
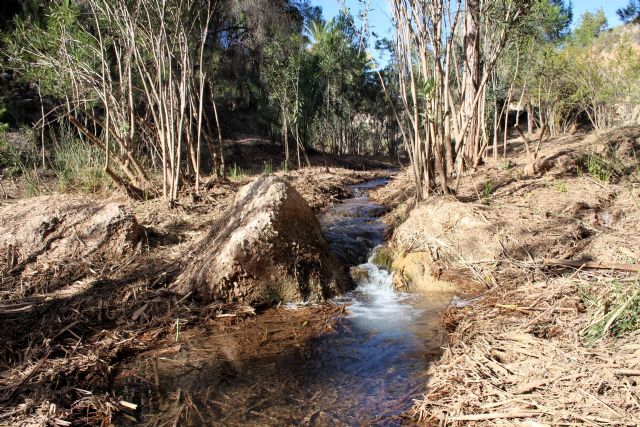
[{"x1": 120, "y1": 178, "x2": 455, "y2": 426}]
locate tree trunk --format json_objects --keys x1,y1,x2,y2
[
  {"x1": 283, "y1": 107, "x2": 289, "y2": 170},
  {"x1": 503, "y1": 87, "x2": 513, "y2": 159},
  {"x1": 463, "y1": 0, "x2": 480, "y2": 166}
]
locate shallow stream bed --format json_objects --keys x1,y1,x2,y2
[{"x1": 118, "y1": 178, "x2": 455, "y2": 426}]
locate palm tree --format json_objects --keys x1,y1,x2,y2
[{"x1": 305, "y1": 19, "x2": 336, "y2": 49}]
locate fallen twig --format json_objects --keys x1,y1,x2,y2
[
  {"x1": 447, "y1": 410, "x2": 543, "y2": 421},
  {"x1": 544, "y1": 259, "x2": 640, "y2": 273}
]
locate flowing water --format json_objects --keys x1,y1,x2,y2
[{"x1": 120, "y1": 178, "x2": 455, "y2": 426}]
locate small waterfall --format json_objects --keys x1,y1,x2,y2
[{"x1": 334, "y1": 257, "x2": 424, "y2": 332}]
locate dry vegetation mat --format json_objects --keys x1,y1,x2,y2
[{"x1": 414, "y1": 273, "x2": 640, "y2": 425}]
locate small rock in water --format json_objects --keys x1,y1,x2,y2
[
  {"x1": 450, "y1": 295, "x2": 480, "y2": 308},
  {"x1": 350, "y1": 266, "x2": 370, "y2": 284}
]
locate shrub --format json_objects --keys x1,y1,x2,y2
[
  {"x1": 0, "y1": 102, "x2": 19, "y2": 175},
  {"x1": 262, "y1": 159, "x2": 273, "y2": 175},
  {"x1": 553, "y1": 180, "x2": 568, "y2": 193},
  {"x1": 51, "y1": 129, "x2": 110, "y2": 194},
  {"x1": 228, "y1": 163, "x2": 245, "y2": 181},
  {"x1": 0, "y1": 137, "x2": 20, "y2": 177},
  {"x1": 482, "y1": 180, "x2": 495, "y2": 200}
]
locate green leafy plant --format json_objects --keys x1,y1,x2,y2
[
  {"x1": 229, "y1": 163, "x2": 245, "y2": 181},
  {"x1": 262, "y1": 159, "x2": 273, "y2": 175},
  {"x1": 482, "y1": 180, "x2": 495, "y2": 200},
  {"x1": 585, "y1": 153, "x2": 613, "y2": 182},
  {"x1": 0, "y1": 138, "x2": 20, "y2": 177},
  {"x1": 553, "y1": 180, "x2": 568, "y2": 193},
  {"x1": 580, "y1": 281, "x2": 640, "y2": 343},
  {"x1": 500, "y1": 160, "x2": 513, "y2": 170},
  {"x1": 51, "y1": 129, "x2": 109, "y2": 194},
  {"x1": 23, "y1": 170, "x2": 43, "y2": 197},
  {"x1": 0, "y1": 102, "x2": 19, "y2": 176}
]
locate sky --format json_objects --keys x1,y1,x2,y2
[
  {"x1": 314, "y1": 0, "x2": 629, "y2": 66},
  {"x1": 316, "y1": 0, "x2": 628, "y2": 39}
]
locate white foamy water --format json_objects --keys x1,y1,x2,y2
[{"x1": 333, "y1": 260, "x2": 424, "y2": 333}]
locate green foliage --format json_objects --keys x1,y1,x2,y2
[
  {"x1": 617, "y1": 0, "x2": 640, "y2": 24},
  {"x1": 572, "y1": 10, "x2": 608, "y2": 47},
  {"x1": 580, "y1": 281, "x2": 640, "y2": 343},
  {"x1": 295, "y1": 13, "x2": 380, "y2": 155},
  {"x1": 553, "y1": 180, "x2": 568, "y2": 193},
  {"x1": 585, "y1": 153, "x2": 613, "y2": 182},
  {"x1": 0, "y1": 99, "x2": 8, "y2": 132},
  {"x1": 228, "y1": 163, "x2": 245, "y2": 181},
  {"x1": 0, "y1": 137, "x2": 20, "y2": 176},
  {"x1": 500, "y1": 160, "x2": 514, "y2": 170},
  {"x1": 583, "y1": 147, "x2": 629, "y2": 183},
  {"x1": 482, "y1": 180, "x2": 495, "y2": 200},
  {"x1": 262, "y1": 159, "x2": 273, "y2": 175},
  {"x1": 527, "y1": 0, "x2": 573, "y2": 42},
  {"x1": 23, "y1": 170, "x2": 43, "y2": 198},
  {"x1": 0, "y1": 102, "x2": 19, "y2": 175},
  {"x1": 4, "y1": 2, "x2": 93, "y2": 98},
  {"x1": 51, "y1": 129, "x2": 109, "y2": 194},
  {"x1": 511, "y1": 5, "x2": 640, "y2": 134}
]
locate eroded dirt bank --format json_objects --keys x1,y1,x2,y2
[
  {"x1": 0, "y1": 165, "x2": 391, "y2": 425},
  {"x1": 372, "y1": 126, "x2": 640, "y2": 425}
]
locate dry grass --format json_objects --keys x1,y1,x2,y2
[
  {"x1": 402, "y1": 126, "x2": 640, "y2": 425},
  {"x1": 413, "y1": 271, "x2": 640, "y2": 425}
]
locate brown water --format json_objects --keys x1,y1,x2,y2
[{"x1": 118, "y1": 179, "x2": 455, "y2": 426}]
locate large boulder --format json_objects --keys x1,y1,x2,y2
[
  {"x1": 175, "y1": 175, "x2": 352, "y2": 304},
  {"x1": 0, "y1": 196, "x2": 141, "y2": 279}
]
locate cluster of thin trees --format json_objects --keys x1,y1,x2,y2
[
  {"x1": 386, "y1": 0, "x2": 534, "y2": 198},
  {"x1": 2, "y1": 0, "x2": 638, "y2": 203},
  {"x1": 6, "y1": 0, "x2": 227, "y2": 202},
  {"x1": 3, "y1": 0, "x2": 399, "y2": 202},
  {"x1": 386, "y1": 0, "x2": 640, "y2": 199}
]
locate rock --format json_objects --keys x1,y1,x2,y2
[
  {"x1": 390, "y1": 251, "x2": 455, "y2": 292},
  {"x1": 0, "y1": 196, "x2": 141, "y2": 276},
  {"x1": 350, "y1": 266, "x2": 370, "y2": 284},
  {"x1": 174, "y1": 175, "x2": 352, "y2": 304},
  {"x1": 523, "y1": 149, "x2": 581, "y2": 176},
  {"x1": 388, "y1": 198, "x2": 500, "y2": 290},
  {"x1": 370, "y1": 245, "x2": 395, "y2": 271}
]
